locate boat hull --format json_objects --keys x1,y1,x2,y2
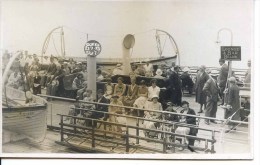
[
  {"x1": 2, "y1": 106, "x2": 47, "y2": 141},
  {"x1": 2, "y1": 87, "x2": 48, "y2": 141}
]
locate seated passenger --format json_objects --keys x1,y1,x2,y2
[
  {"x1": 164, "y1": 102, "x2": 179, "y2": 122},
  {"x1": 147, "y1": 79, "x2": 160, "y2": 101},
  {"x1": 129, "y1": 64, "x2": 139, "y2": 79},
  {"x1": 143, "y1": 95, "x2": 163, "y2": 138},
  {"x1": 108, "y1": 95, "x2": 125, "y2": 136},
  {"x1": 104, "y1": 78, "x2": 114, "y2": 99},
  {"x1": 32, "y1": 71, "x2": 41, "y2": 95},
  {"x1": 72, "y1": 62, "x2": 83, "y2": 73},
  {"x1": 93, "y1": 89, "x2": 109, "y2": 120},
  {"x1": 76, "y1": 81, "x2": 88, "y2": 100},
  {"x1": 113, "y1": 77, "x2": 126, "y2": 101},
  {"x1": 143, "y1": 62, "x2": 153, "y2": 77},
  {"x1": 112, "y1": 63, "x2": 124, "y2": 75},
  {"x1": 175, "y1": 101, "x2": 198, "y2": 150},
  {"x1": 81, "y1": 89, "x2": 95, "y2": 110},
  {"x1": 40, "y1": 57, "x2": 57, "y2": 89},
  {"x1": 65, "y1": 96, "x2": 81, "y2": 124},
  {"x1": 63, "y1": 62, "x2": 71, "y2": 75},
  {"x1": 72, "y1": 73, "x2": 85, "y2": 90},
  {"x1": 96, "y1": 69, "x2": 104, "y2": 82},
  {"x1": 6, "y1": 68, "x2": 23, "y2": 90},
  {"x1": 46, "y1": 65, "x2": 65, "y2": 97},
  {"x1": 123, "y1": 77, "x2": 138, "y2": 107},
  {"x1": 28, "y1": 57, "x2": 41, "y2": 89},
  {"x1": 133, "y1": 80, "x2": 148, "y2": 116},
  {"x1": 153, "y1": 69, "x2": 164, "y2": 79},
  {"x1": 77, "y1": 89, "x2": 95, "y2": 126},
  {"x1": 164, "y1": 102, "x2": 180, "y2": 145},
  {"x1": 180, "y1": 67, "x2": 194, "y2": 94}
]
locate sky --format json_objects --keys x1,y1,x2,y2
[{"x1": 0, "y1": 0, "x2": 254, "y2": 69}]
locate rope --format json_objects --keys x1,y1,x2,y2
[{"x1": 52, "y1": 35, "x2": 60, "y2": 56}]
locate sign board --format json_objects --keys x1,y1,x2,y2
[
  {"x1": 221, "y1": 46, "x2": 241, "y2": 61},
  {"x1": 84, "y1": 40, "x2": 102, "y2": 57}
]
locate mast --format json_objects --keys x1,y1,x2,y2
[
  {"x1": 155, "y1": 29, "x2": 180, "y2": 65},
  {"x1": 41, "y1": 26, "x2": 65, "y2": 62}
]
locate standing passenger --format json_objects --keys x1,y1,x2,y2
[
  {"x1": 203, "y1": 75, "x2": 219, "y2": 125},
  {"x1": 168, "y1": 66, "x2": 182, "y2": 106},
  {"x1": 195, "y1": 65, "x2": 209, "y2": 113},
  {"x1": 143, "y1": 62, "x2": 153, "y2": 77},
  {"x1": 225, "y1": 77, "x2": 240, "y2": 132},
  {"x1": 217, "y1": 59, "x2": 229, "y2": 105}
]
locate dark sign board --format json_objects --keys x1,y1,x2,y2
[{"x1": 221, "y1": 46, "x2": 241, "y2": 61}]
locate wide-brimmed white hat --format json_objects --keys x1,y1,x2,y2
[
  {"x1": 152, "y1": 95, "x2": 159, "y2": 99},
  {"x1": 156, "y1": 69, "x2": 163, "y2": 76},
  {"x1": 183, "y1": 67, "x2": 190, "y2": 72}
]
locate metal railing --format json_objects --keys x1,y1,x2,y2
[{"x1": 38, "y1": 94, "x2": 249, "y2": 153}]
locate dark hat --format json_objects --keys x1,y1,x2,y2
[
  {"x1": 181, "y1": 101, "x2": 189, "y2": 106},
  {"x1": 140, "y1": 80, "x2": 146, "y2": 85},
  {"x1": 150, "y1": 79, "x2": 157, "y2": 84},
  {"x1": 117, "y1": 77, "x2": 124, "y2": 81},
  {"x1": 111, "y1": 95, "x2": 119, "y2": 98},
  {"x1": 219, "y1": 59, "x2": 225, "y2": 63},
  {"x1": 97, "y1": 89, "x2": 104, "y2": 94}
]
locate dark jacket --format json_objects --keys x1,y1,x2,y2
[
  {"x1": 180, "y1": 108, "x2": 198, "y2": 136},
  {"x1": 217, "y1": 63, "x2": 228, "y2": 88},
  {"x1": 195, "y1": 71, "x2": 209, "y2": 104},
  {"x1": 93, "y1": 96, "x2": 109, "y2": 119},
  {"x1": 203, "y1": 77, "x2": 219, "y2": 102}
]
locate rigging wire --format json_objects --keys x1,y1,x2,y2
[{"x1": 52, "y1": 35, "x2": 60, "y2": 56}]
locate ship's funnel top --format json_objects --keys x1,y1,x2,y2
[{"x1": 123, "y1": 34, "x2": 135, "y2": 49}]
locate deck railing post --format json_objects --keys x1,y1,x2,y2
[
  {"x1": 211, "y1": 131, "x2": 216, "y2": 154},
  {"x1": 92, "y1": 119, "x2": 95, "y2": 148},
  {"x1": 126, "y1": 127, "x2": 129, "y2": 153},
  {"x1": 60, "y1": 115, "x2": 64, "y2": 142},
  {"x1": 73, "y1": 116, "x2": 76, "y2": 134},
  {"x1": 104, "y1": 122, "x2": 107, "y2": 138},
  {"x1": 50, "y1": 103, "x2": 53, "y2": 127},
  {"x1": 172, "y1": 124, "x2": 177, "y2": 153},
  {"x1": 136, "y1": 118, "x2": 139, "y2": 144},
  {"x1": 163, "y1": 137, "x2": 167, "y2": 153}
]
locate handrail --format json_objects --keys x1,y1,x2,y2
[
  {"x1": 58, "y1": 114, "x2": 216, "y2": 153},
  {"x1": 39, "y1": 94, "x2": 249, "y2": 125},
  {"x1": 72, "y1": 107, "x2": 220, "y2": 132}
]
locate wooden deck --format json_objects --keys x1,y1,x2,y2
[{"x1": 2, "y1": 94, "x2": 250, "y2": 154}]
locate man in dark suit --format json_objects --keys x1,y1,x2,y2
[
  {"x1": 91, "y1": 89, "x2": 110, "y2": 127},
  {"x1": 225, "y1": 77, "x2": 240, "y2": 132},
  {"x1": 203, "y1": 75, "x2": 219, "y2": 125},
  {"x1": 195, "y1": 65, "x2": 209, "y2": 113},
  {"x1": 167, "y1": 66, "x2": 182, "y2": 106},
  {"x1": 217, "y1": 59, "x2": 228, "y2": 105}
]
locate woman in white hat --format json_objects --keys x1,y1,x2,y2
[
  {"x1": 153, "y1": 69, "x2": 164, "y2": 79},
  {"x1": 108, "y1": 94, "x2": 125, "y2": 136},
  {"x1": 143, "y1": 95, "x2": 163, "y2": 138},
  {"x1": 112, "y1": 63, "x2": 124, "y2": 75}
]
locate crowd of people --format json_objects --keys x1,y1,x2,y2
[{"x1": 3, "y1": 52, "x2": 251, "y2": 150}]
